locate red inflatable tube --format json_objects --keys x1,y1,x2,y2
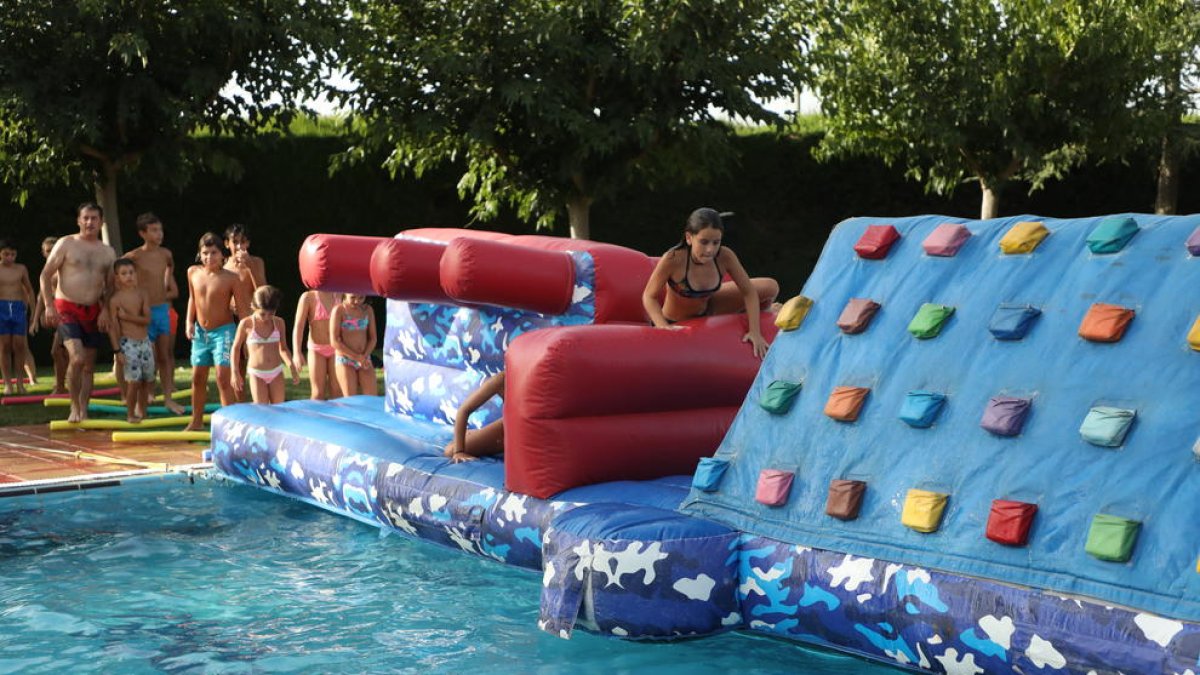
[
  {"x1": 502, "y1": 315, "x2": 776, "y2": 498},
  {"x1": 299, "y1": 234, "x2": 386, "y2": 295},
  {"x1": 2, "y1": 386, "x2": 122, "y2": 405},
  {"x1": 509, "y1": 235, "x2": 655, "y2": 324},
  {"x1": 440, "y1": 237, "x2": 576, "y2": 315},
  {"x1": 506, "y1": 407, "x2": 739, "y2": 499},
  {"x1": 369, "y1": 237, "x2": 452, "y2": 303}
]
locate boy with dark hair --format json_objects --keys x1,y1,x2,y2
[
  {"x1": 109, "y1": 258, "x2": 154, "y2": 422},
  {"x1": 123, "y1": 212, "x2": 183, "y2": 414},
  {"x1": 0, "y1": 239, "x2": 35, "y2": 395},
  {"x1": 185, "y1": 233, "x2": 250, "y2": 431}
]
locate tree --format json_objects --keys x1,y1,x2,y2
[
  {"x1": 808, "y1": 0, "x2": 1164, "y2": 219},
  {"x1": 1140, "y1": 0, "x2": 1200, "y2": 215},
  {"x1": 0, "y1": 0, "x2": 344, "y2": 251},
  {"x1": 339, "y1": 0, "x2": 805, "y2": 239}
]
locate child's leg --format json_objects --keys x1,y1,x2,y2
[
  {"x1": 51, "y1": 332, "x2": 67, "y2": 394},
  {"x1": 268, "y1": 375, "x2": 286, "y2": 404},
  {"x1": 138, "y1": 381, "x2": 152, "y2": 420},
  {"x1": 309, "y1": 348, "x2": 328, "y2": 399},
  {"x1": 249, "y1": 373, "x2": 270, "y2": 404},
  {"x1": 706, "y1": 278, "x2": 781, "y2": 316},
  {"x1": 154, "y1": 333, "x2": 183, "y2": 415},
  {"x1": 20, "y1": 339, "x2": 36, "y2": 386},
  {"x1": 0, "y1": 334, "x2": 13, "y2": 395},
  {"x1": 358, "y1": 367, "x2": 377, "y2": 396},
  {"x1": 336, "y1": 361, "x2": 357, "y2": 397},
  {"x1": 214, "y1": 366, "x2": 235, "y2": 406},
  {"x1": 327, "y1": 355, "x2": 343, "y2": 398},
  {"x1": 123, "y1": 379, "x2": 138, "y2": 423},
  {"x1": 185, "y1": 366, "x2": 209, "y2": 431},
  {"x1": 12, "y1": 335, "x2": 28, "y2": 393}
]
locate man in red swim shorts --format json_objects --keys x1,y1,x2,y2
[{"x1": 41, "y1": 203, "x2": 117, "y2": 423}]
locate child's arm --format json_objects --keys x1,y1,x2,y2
[
  {"x1": 363, "y1": 306, "x2": 378, "y2": 363},
  {"x1": 164, "y1": 251, "x2": 178, "y2": 300},
  {"x1": 19, "y1": 265, "x2": 34, "y2": 308},
  {"x1": 641, "y1": 252, "x2": 684, "y2": 330},
  {"x1": 185, "y1": 267, "x2": 197, "y2": 340},
  {"x1": 291, "y1": 292, "x2": 310, "y2": 370},
  {"x1": 107, "y1": 297, "x2": 124, "y2": 363},
  {"x1": 277, "y1": 317, "x2": 300, "y2": 385},
  {"x1": 449, "y1": 373, "x2": 505, "y2": 457},
  {"x1": 230, "y1": 319, "x2": 249, "y2": 395},
  {"x1": 117, "y1": 293, "x2": 152, "y2": 326},
  {"x1": 329, "y1": 305, "x2": 348, "y2": 354},
  {"x1": 723, "y1": 249, "x2": 768, "y2": 359},
  {"x1": 249, "y1": 256, "x2": 267, "y2": 289}
]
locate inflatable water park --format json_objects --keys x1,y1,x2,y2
[{"x1": 210, "y1": 215, "x2": 1200, "y2": 673}]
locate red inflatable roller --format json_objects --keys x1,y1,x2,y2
[
  {"x1": 508, "y1": 318, "x2": 770, "y2": 419},
  {"x1": 369, "y1": 237, "x2": 452, "y2": 303},
  {"x1": 503, "y1": 315, "x2": 776, "y2": 498},
  {"x1": 510, "y1": 235, "x2": 655, "y2": 323},
  {"x1": 440, "y1": 237, "x2": 575, "y2": 315},
  {"x1": 506, "y1": 407, "x2": 739, "y2": 499},
  {"x1": 299, "y1": 234, "x2": 386, "y2": 295}
]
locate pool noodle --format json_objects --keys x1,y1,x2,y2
[
  {"x1": 89, "y1": 403, "x2": 220, "y2": 415},
  {"x1": 110, "y1": 430, "x2": 210, "y2": 443},
  {"x1": 43, "y1": 389, "x2": 191, "y2": 407},
  {"x1": 50, "y1": 415, "x2": 210, "y2": 431},
  {"x1": 3, "y1": 386, "x2": 122, "y2": 405}
]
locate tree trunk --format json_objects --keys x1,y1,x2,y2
[
  {"x1": 1155, "y1": 133, "x2": 1181, "y2": 215},
  {"x1": 980, "y1": 181, "x2": 1002, "y2": 220},
  {"x1": 93, "y1": 161, "x2": 123, "y2": 253},
  {"x1": 566, "y1": 194, "x2": 593, "y2": 240}
]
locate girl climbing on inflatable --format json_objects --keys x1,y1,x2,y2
[
  {"x1": 330, "y1": 293, "x2": 377, "y2": 396},
  {"x1": 231, "y1": 285, "x2": 299, "y2": 404},
  {"x1": 642, "y1": 207, "x2": 779, "y2": 358},
  {"x1": 291, "y1": 290, "x2": 343, "y2": 400}
]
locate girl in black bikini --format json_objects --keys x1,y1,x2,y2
[{"x1": 642, "y1": 208, "x2": 779, "y2": 358}]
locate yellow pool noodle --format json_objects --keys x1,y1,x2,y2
[
  {"x1": 44, "y1": 390, "x2": 191, "y2": 407},
  {"x1": 110, "y1": 430, "x2": 211, "y2": 443},
  {"x1": 50, "y1": 415, "x2": 210, "y2": 431}
]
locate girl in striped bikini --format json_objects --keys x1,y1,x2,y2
[
  {"x1": 231, "y1": 285, "x2": 299, "y2": 404},
  {"x1": 330, "y1": 293, "x2": 377, "y2": 397}
]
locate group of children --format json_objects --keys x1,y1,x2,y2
[{"x1": 0, "y1": 215, "x2": 380, "y2": 428}]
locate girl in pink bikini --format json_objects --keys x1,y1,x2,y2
[
  {"x1": 330, "y1": 293, "x2": 377, "y2": 397},
  {"x1": 291, "y1": 289, "x2": 343, "y2": 400},
  {"x1": 231, "y1": 285, "x2": 299, "y2": 404}
]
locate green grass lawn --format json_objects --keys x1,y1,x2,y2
[{"x1": 2, "y1": 366, "x2": 384, "y2": 428}]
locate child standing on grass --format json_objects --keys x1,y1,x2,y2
[
  {"x1": 0, "y1": 239, "x2": 35, "y2": 395},
  {"x1": 292, "y1": 290, "x2": 343, "y2": 400},
  {"x1": 330, "y1": 293, "x2": 377, "y2": 397},
  {"x1": 231, "y1": 285, "x2": 299, "y2": 404},
  {"x1": 185, "y1": 233, "x2": 250, "y2": 431},
  {"x1": 108, "y1": 259, "x2": 154, "y2": 423},
  {"x1": 31, "y1": 236, "x2": 67, "y2": 394},
  {"x1": 123, "y1": 213, "x2": 183, "y2": 415}
]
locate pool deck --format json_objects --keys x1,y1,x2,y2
[{"x1": 0, "y1": 425, "x2": 210, "y2": 497}]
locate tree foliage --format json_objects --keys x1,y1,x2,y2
[
  {"x1": 0, "y1": 0, "x2": 344, "y2": 250},
  {"x1": 809, "y1": 0, "x2": 1165, "y2": 218},
  {"x1": 339, "y1": 0, "x2": 806, "y2": 238}
]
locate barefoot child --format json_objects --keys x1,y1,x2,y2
[
  {"x1": 291, "y1": 290, "x2": 343, "y2": 400},
  {"x1": 442, "y1": 372, "x2": 505, "y2": 463},
  {"x1": 108, "y1": 259, "x2": 154, "y2": 423},
  {"x1": 231, "y1": 285, "x2": 299, "y2": 404},
  {"x1": 123, "y1": 213, "x2": 184, "y2": 414},
  {"x1": 0, "y1": 239, "x2": 35, "y2": 395},
  {"x1": 184, "y1": 233, "x2": 250, "y2": 431},
  {"x1": 329, "y1": 294, "x2": 377, "y2": 397},
  {"x1": 31, "y1": 237, "x2": 67, "y2": 394}
]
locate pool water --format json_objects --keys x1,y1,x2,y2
[{"x1": 0, "y1": 477, "x2": 901, "y2": 673}]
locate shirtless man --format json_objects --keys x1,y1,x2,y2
[
  {"x1": 0, "y1": 239, "x2": 35, "y2": 395},
  {"x1": 185, "y1": 233, "x2": 250, "y2": 431},
  {"x1": 41, "y1": 203, "x2": 117, "y2": 423},
  {"x1": 123, "y1": 213, "x2": 184, "y2": 414}
]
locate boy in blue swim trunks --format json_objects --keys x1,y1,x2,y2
[
  {"x1": 123, "y1": 213, "x2": 184, "y2": 414},
  {"x1": 184, "y1": 233, "x2": 250, "y2": 431},
  {"x1": 0, "y1": 239, "x2": 35, "y2": 395}
]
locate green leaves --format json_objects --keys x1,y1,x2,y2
[{"x1": 340, "y1": 0, "x2": 806, "y2": 237}]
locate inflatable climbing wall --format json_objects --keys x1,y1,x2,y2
[{"x1": 682, "y1": 213, "x2": 1200, "y2": 671}]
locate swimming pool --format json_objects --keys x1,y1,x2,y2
[{"x1": 0, "y1": 476, "x2": 901, "y2": 673}]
